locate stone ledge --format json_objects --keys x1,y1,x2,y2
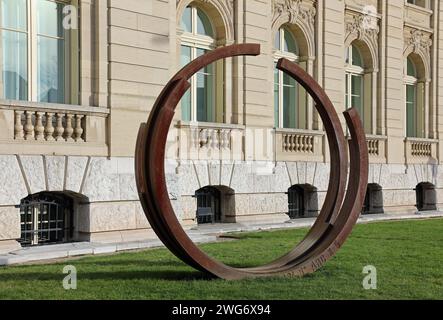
[{"x1": 0, "y1": 99, "x2": 110, "y2": 116}]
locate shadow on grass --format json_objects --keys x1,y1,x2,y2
[
  {"x1": 83, "y1": 259, "x2": 188, "y2": 268},
  {"x1": 0, "y1": 269, "x2": 214, "y2": 282}
]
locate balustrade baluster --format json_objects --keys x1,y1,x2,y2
[
  {"x1": 64, "y1": 114, "x2": 74, "y2": 141},
  {"x1": 74, "y1": 115, "x2": 85, "y2": 142},
  {"x1": 54, "y1": 113, "x2": 64, "y2": 141},
  {"x1": 45, "y1": 113, "x2": 55, "y2": 141},
  {"x1": 35, "y1": 112, "x2": 45, "y2": 141},
  {"x1": 24, "y1": 111, "x2": 34, "y2": 140},
  {"x1": 14, "y1": 111, "x2": 24, "y2": 140}
]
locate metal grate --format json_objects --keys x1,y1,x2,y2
[
  {"x1": 288, "y1": 186, "x2": 305, "y2": 219},
  {"x1": 19, "y1": 193, "x2": 74, "y2": 246},
  {"x1": 195, "y1": 187, "x2": 221, "y2": 224}
]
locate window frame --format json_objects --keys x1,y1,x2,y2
[
  {"x1": 345, "y1": 45, "x2": 364, "y2": 114},
  {"x1": 406, "y1": 0, "x2": 431, "y2": 10},
  {"x1": 180, "y1": 5, "x2": 224, "y2": 124},
  {"x1": 404, "y1": 56, "x2": 422, "y2": 138},
  {"x1": 0, "y1": 0, "x2": 78, "y2": 104},
  {"x1": 274, "y1": 27, "x2": 299, "y2": 129}
]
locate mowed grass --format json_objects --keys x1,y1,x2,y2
[{"x1": 0, "y1": 218, "x2": 442, "y2": 300}]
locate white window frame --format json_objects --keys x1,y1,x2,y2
[
  {"x1": 345, "y1": 45, "x2": 365, "y2": 116},
  {"x1": 180, "y1": 5, "x2": 222, "y2": 123},
  {"x1": 406, "y1": 0, "x2": 431, "y2": 10},
  {"x1": 404, "y1": 57, "x2": 420, "y2": 138},
  {"x1": 0, "y1": 0, "x2": 77, "y2": 104},
  {"x1": 274, "y1": 27, "x2": 299, "y2": 129}
]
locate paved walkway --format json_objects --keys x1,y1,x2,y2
[{"x1": 1, "y1": 211, "x2": 442, "y2": 266}]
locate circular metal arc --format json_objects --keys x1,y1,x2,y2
[{"x1": 135, "y1": 43, "x2": 369, "y2": 280}]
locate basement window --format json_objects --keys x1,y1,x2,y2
[{"x1": 19, "y1": 192, "x2": 74, "y2": 246}]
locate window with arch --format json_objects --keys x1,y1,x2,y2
[
  {"x1": 19, "y1": 192, "x2": 74, "y2": 246},
  {"x1": 274, "y1": 26, "x2": 305, "y2": 129},
  {"x1": 345, "y1": 43, "x2": 372, "y2": 133},
  {"x1": 179, "y1": 4, "x2": 224, "y2": 123},
  {"x1": 404, "y1": 56, "x2": 425, "y2": 138}
]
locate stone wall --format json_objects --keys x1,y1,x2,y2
[
  {"x1": 0, "y1": 155, "x2": 148, "y2": 246},
  {"x1": 1, "y1": 152, "x2": 443, "y2": 251}
]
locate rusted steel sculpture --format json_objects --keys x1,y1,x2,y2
[{"x1": 135, "y1": 43, "x2": 369, "y2": 280}]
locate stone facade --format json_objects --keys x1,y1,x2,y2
[{"x1": 1, "y1": 0, "x2": 443, "y2": 252}]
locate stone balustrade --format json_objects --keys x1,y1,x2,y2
[
  {"x1": 410, "y1": 140, "x2": 433, "y2": 157},
  {"x1": 176, "y1": 121, "x2": 245, "y2": 160},
  {"x1": 367, "y1": 138, "x2": 379, "y2": 156},
  {"x1": 0, "y1": 100, "x2": 109, "y2": 156},
  {"x1": 405, "y1": 137, "x2": 438, "y2": 163},
  {"x1": 192, "y1": 127, "x2": 232, "y2": 150},
  {"x1": 282, "y1": 133, "x2": 315, "y2": 153},
  {"x1": 14, "y1": 110, "x2": 85, "y2": 142},
  {"x1": 366, "y1": 135, "x2": 387, "y2": 162},
  {"x1": 276, "y1": 129, "x2": 324, "y2": 162}
]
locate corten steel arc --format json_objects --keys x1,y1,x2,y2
[{"x1": 135, "y1": 43, "x2": 369, "y2": 280}]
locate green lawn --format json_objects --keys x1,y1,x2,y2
[{"x1": 0, "y1": 219, "x2": 442, "y2": 300}]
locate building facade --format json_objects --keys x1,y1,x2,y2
[{"x1": 0, "y1": 0, "x2": 442, "y2": 253}]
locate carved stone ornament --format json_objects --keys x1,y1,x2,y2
[
  {"x1": 272, "y1": 0, "x2": 316, "y2": 35},
  {"x1": 404, "y1": 28, "x2": 432, "y2": 77},
  {"x1": 404, "y1": 29, "x2": 432, "y2": 56},
  {"x1": 345, "y1": 12, "x2": 379, "y2": 48}
]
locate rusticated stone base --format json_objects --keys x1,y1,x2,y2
[
  {"x1": 0, "y1": 207, "x2": 20, "y2": 240},
  {"x1": 1, "y1": 154, "x2": 443, "y2": 254}
]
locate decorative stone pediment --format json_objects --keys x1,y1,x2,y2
[
  {"x1": 404, "y1": 27, "x2": 432, "y2": 78},
  {"x1": 272, "y1": 0, "x2": 316, "y2": 32},
  {"x1": 272, "y1": 0, "x2": 317, "y2": 56},
  {"x1": 345, "y1": 11, "x2": 380, "y2": 70},
  {"x1": 345, "y1": 13, "x2": 379, "y2": 43},
  {"x1": 404, "y1": 28, "x2": 432, "y2": 56},
  {"x1": 273, "y1": 0, "x2": 302, "y2": 24}
]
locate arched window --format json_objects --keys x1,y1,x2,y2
[
  {"x1": 180, "y1": 5, "x2": 223, "y2": 123},
  {"x1": 415, "y1": 182, "x2": 437, "y2": 211},
  {"x1": 345, "y1": 43, "x2": 371, "y2": 133},
  {"x1": 404, "y1": 56, "x2": 425, "y2": 138},
  {"x1": 194, "y1": 186, "x2": 235, "y2": 224},
  {"x1": 274, "y1": 26, "x2": 302, "y2": 129},
  {"x1": 19, "y1": 192, "x2": 74, "y2": 246},
  {"x1": 287, "y1": 184, "x2": 318, "y2": 219},
  {"x1": 362, "y1": 184, "x2": 384, "y2": 215}
]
